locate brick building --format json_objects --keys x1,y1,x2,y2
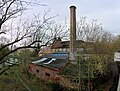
[
  {"x1": 29, "y1": 53, "x2": 68, "y2": 81},
  {"x1": 38, "y1": 38, "x2": 94, "y2": 56},
  {"x1": 29, "y1": 4, "x2": 94, "y2": 83}
]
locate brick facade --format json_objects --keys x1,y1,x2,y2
[{"x1": 29, "y1": 63, "x2": 60, "y2": 81}]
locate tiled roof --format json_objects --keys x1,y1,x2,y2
[{"x1": 51, "y1": 40, "x2": 85, "y2": 49}]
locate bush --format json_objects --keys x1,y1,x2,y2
[{"x1": 51, "y1": 83, "x2": 63, "y2": 91}]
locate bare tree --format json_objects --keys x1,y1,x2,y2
[
  {"x1": 77, "y1": 17, "x2": 115, "y2": 43},
  {"x1": 76, "y1": 17, "x2": 116, "y2": 90},
  {"x1": 0, "y1": 16, "x2": 69, "y2": 75},
  {"x1": 0, "y1": 0, "x2": 69, "y2": 76},
  {"x1": 0, "y1": 0, "x2": 49, "y2": 63},
  {"x1": 0, "y1": 0, "x2": 46, "y2": 30},
  {"x1": 0, "y1": 0, "x2": 25, "y2": 30}
]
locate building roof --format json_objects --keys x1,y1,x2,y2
[
  {"x1": 51, "y1": 40, "x2": 86, "y2": 49},
  {"x1": 43, "y1": 52, "x2": 69, "y2": 59},
  {"x1": 32, "y1": 53, "x2": 69, "y2": 70}
]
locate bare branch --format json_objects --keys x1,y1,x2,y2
[
  {"x1": 0, "y1": 31, "x2": 6, "y2": 34},
  {"x1": 2, "y1": 0, "x2": 16, "y2": 22},
  {"x1": 0, "y1": 40, "x2": 42, "y2": 63},
  {"x1": 20, "y1": 0, "x2": 47, "y2": 6}
]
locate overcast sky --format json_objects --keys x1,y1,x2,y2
[{"x1": 28, "y1": 0, "x2": 120, "y2": 35}]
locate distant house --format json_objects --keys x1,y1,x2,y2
[
  {"x1": 51, "y1": 39, "x2": 84, "y2": 53},
  {"x1": 39, "y1": 46, "x2": 52, "y2": 56},
  {"x1": 38, "y1": 38, "x2": 94, "y2": 56},
  {"x1": 29, "y1": 53, "x2": 68, "y2": 81}
]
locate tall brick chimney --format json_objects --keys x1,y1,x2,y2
[{"x1": 69, "y1": 5, "x2": 76, "y2": 61}]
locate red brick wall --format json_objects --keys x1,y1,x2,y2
[{"x1": 29, "y1": 63, "x2": 60, "y2": 81}]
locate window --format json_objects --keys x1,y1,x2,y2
[
  {"x1": 53, "y1": 49, "x2": 56, "y2": 52},
  {"x1": 36, "y1": 69, "x2": 39, "y2": 73},
  {"x1": 29, "y1": 66, "x2": 31, "y2": 69},
  {"x1": 45, "y1": 72, "x2": 50, "y2": 77},
  {"x1": 63, "y1": 48, "x2": 66, "y2": 51},
  {"x1": 59, "y1": 48, "x2": 62, "y2": 51},
  {"x1": 67, "y1": 48, "x2": 69, "y2": 52}
]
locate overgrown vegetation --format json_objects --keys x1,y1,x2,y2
[
  {"x1": 0, "y1": 64, "x2": 52, "y2": 91},
  {"x1": 0, "y1": 0, "x2": 120, "y2": 91},
  {"x1": 61, "y1": 53, "x2": 119, "y2": 91}
]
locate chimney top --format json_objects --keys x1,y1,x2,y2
[{"x1": 70, "y1": 5, "x2": 76, "y2": 9}]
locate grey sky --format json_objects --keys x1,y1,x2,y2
[{"x1": 29, "y1": 0, "x2": 120, "y2": 35}]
